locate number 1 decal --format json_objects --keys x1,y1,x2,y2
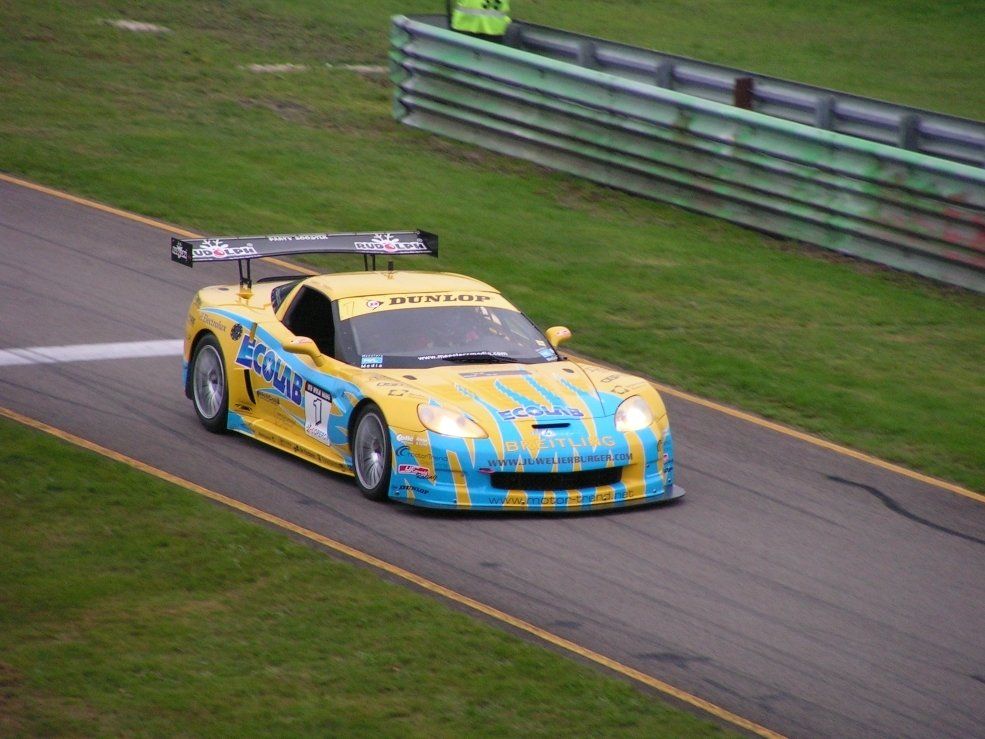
[{"x1": 304, "y1": 382, "x2": 332, "y2": 442}]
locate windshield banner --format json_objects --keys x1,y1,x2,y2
[{"x1": 338, "y1": 291, "x2": 515, "y2": 320}]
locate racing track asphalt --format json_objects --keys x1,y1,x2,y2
[{"x1": 1, "y1": 176, "x2": 983, "y2": 738}]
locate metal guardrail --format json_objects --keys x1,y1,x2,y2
[
  {"x1": 390, "y1": 15, "x2": 985, "y2": 293},
  {"x1": 510, "y1": 21, "x2": 985, "y2": 169}
]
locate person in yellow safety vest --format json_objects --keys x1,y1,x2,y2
[{"x1": 449, "y1": 0, "x2": 511, "y2": 41}]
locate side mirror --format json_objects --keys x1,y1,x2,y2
[
  {"x1": 284, "y1": 336, "x2": 327, "y2": 367},
  {"x1": 545, "y1": 326, "x2": 572, "y2": 348}
]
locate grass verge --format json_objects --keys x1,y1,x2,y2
[
  {"x1": 0, "y1": 417, "x2": 729, "y2": 736},
  {"x1": 0, "y1": 0, "x2": 982, "y2": 492}
]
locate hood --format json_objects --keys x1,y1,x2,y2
[{"x1": 376, "y1": 360, "x2": 614, "y2": 430}]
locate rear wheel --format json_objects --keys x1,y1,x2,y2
[
  {"x1": 191, "y1": 334, "x2": 228, "y2": 433},
  {"x1": 352, "y1": 403, "x2": 392, "y2": 501}
]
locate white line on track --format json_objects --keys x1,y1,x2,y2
[{"x1": 0, "y1": 340, "x2": 183, "y2": 367}]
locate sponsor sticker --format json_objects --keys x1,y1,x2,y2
[
  {"x1": 200, "y1": 313, "x2": 224, "y2": 331},
  {"x1": 458, "y1": 369, "x2": 530, "y2": 379},
  {"x1": 303, "y1": 382, "x2": 332, "y2": 442},
  {"x1": 192, "y1": 238, "x2": 259, "y2": 260},
  {"x1": 353, "y1": 233, "x2": 428, "y2": 253},
  {"x1": 171, "y1": 239, "x2": 192, "y2": 264},
  {"x1": 499, "y1": 435, "x2": 616, "y2": 453},
  {"x1": 485, "y1": 452, "x2": 631, "y2": 468},
  {"x1": 396, "y1": 433, "x2": 428, "y2": 445},
  {"x1": 419, "y1": 350, "x2": 507, "y2": 362},
  {"x1": 388, "y1": 294, "x2": 490, "y2": 305},
  {"x1": 397, "y1": 463, "x2": 430, "y2": 478},
  {"x1": 257, "y1": 391, "x2": 279, "y2": 405},
  {"x1": 360, "y1": 354, "x2": 383, "y2": 368},
  {"x1": 266, "y1": 233, "x2": 332, "y2": 242},
  {"x1": 235, "y1": 335, "x2": 305, "y2": 406},
  {"x1": 396, "y1": 446, "x2": 433, "y2": 461},
  {"x1": 393, "y1": 483, "x2": 431, "y2": 496},
  {"x1": 338, "y1": 292, "x2": 514, "y2": 320},
  {"x1": 498, "y1": 405, "x2": 584, "y2": 421}
]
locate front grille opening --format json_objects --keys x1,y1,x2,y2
[{"x1": 490, "y1": 467, "x2": 622, "y2": 491}]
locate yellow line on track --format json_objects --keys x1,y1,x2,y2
[
  {"x1": 0, "y1": 404, "x2": 783, "y2": 739},
  {"x1": 1, "y1": 171, "x2": 977, "y2": 502}
]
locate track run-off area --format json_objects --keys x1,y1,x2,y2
[{"x1": 1, "y1": 173, "x2": 983, "y2": 738}]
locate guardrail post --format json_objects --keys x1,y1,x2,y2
[
  {"x1": 503, "y1": 23, "x2": 521, "y2": 47},
  {"x1": 815, "y1": 95, "x2": 836, "y2": 130},
  {"x1": 898, "y1": 114, "x2": 920, "y2": 151},
  {"x1": 577, "y1": 40, "x2": 596, "y2": 68},
  {"x1": 655, "y1": 60, "x2": 674, "y2": 89},
  {"x1": 733, "y1": 76, "x2": 754, "y2": 109}
]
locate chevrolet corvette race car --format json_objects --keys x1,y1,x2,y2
[{"x1": 172, "y1": 230, "x2": 682, "y2": 511}]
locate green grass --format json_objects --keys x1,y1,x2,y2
[
  {"x1": 0, "y1": 0, "x2": 982, "y2": 493},
  {"x1": 0, "y1": 418, "x2": 730, "y2": 735},
  {"x1": 521, "y1": 0, "x2": 985, "y2": 120}
]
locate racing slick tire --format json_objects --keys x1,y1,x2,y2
[
  {"x1": 190, "y1": 334, "x2": 229, "y2": 433},
  {"x1": 352, "y1": 403, "x2": 392, "y2": 501}
]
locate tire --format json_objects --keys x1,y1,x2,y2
[
  {"x1": 190, "y1": 334, "x2": 228, "y2": 433},
  {"x1": 352, "y1": 403, "x2": 392, "y2": 501}
]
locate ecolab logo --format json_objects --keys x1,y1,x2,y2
[
  {"x1": 235, "y1": 336, "x2": 304, "y2": 405},
  {"x1": 498, "y1": 405, "x2": 585, "y2": 421},
  {"x1": 353, "y1": 233, "x2": 428, "y2": 253}
]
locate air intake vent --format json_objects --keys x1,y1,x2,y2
[{"x1": 490, "y1": 467, "x2": 621, "y2": 491}]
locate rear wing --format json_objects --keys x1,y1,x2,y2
[{"x1": 170, "y1": 230, "x2": 438, "y2": 288}]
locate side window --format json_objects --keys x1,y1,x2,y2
[
  {"x1": 332, "y1": 303, "x2": 359, "y2": 367},
  {"x1": 270, "y1": 279, "x2": 300, "y2": 312},
  {"x1": 281, "y1": 286, "x2": 335, "y2": 356}
]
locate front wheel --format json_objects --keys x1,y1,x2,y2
[
  {"x1": 190, "y1": 334, "x2": 228, "y2": 433},
  {"x1": 352, "y1": 403, "x2": 392, "y2": 501}
]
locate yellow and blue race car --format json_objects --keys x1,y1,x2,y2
[{"x1": 172, "y1": 230, "x2": 681, "y2": 511}]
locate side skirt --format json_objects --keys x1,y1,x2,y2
[{"x1": 227, "y1": 411, "x2": 353, "y2": 478}]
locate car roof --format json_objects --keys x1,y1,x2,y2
[{"x1": 304, "y1": 270, "x2": 501, "y2": 300}]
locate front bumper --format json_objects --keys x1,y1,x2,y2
[{"x1": 386, "y1": 425, "x2": 682, "y2": 512}]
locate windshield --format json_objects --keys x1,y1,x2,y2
[{"x1": 335, "y1": 305, "x2": 559, "y2": 369}]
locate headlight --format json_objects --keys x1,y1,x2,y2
[
  {"x1": 614, "y1": 396, "x2": 654, "y2": 432},
  {"x1": 418, "y1": 404, "x2": 487, "y2": 438}
]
